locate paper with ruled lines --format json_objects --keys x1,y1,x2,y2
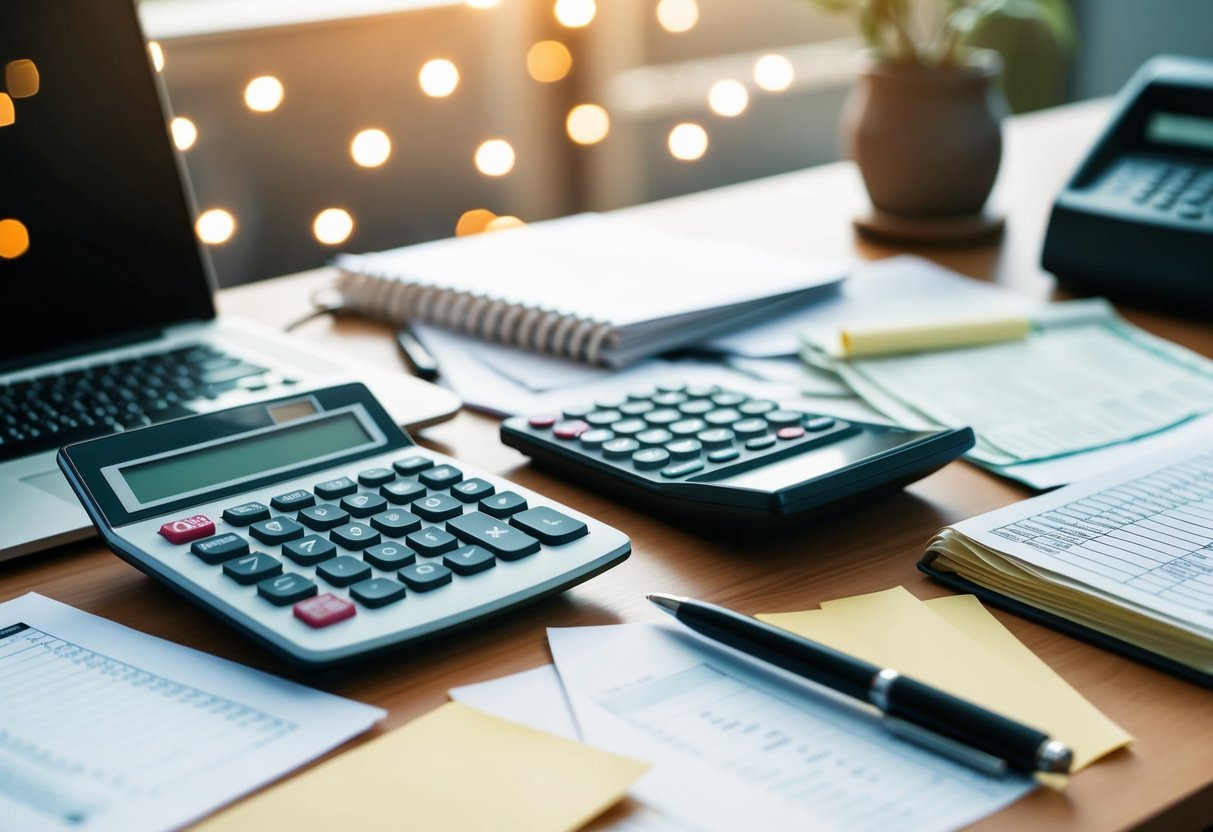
[
  {"x1": 0, "y1": 593, "x2": 383, "y2": 832},
  {"x1": 547, "y1": 623, "x2": 1034, "y2": 832}
]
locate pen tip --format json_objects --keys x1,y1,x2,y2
[{"x1": 647, "y1": 593, "x2": 683, "y2": 614}]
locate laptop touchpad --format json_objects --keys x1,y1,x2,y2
[{"x1": 21, "y1": 469, "x2": 80, "y2": 504}]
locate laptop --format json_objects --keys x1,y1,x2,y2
[{"x1": 0, "y1": 0, "x2": 460, "y2": 561}]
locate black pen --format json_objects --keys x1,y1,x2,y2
[
  {"x1": 648, "y1": 593, "x2": 1073, "y2": 777},
  {"x1": 394, "y1": 322, "x2": 440, "y2": 381}
]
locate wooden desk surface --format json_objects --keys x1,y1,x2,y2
[{"x1": 6, "y1": 100, "x2": 1212, "y2": 830}]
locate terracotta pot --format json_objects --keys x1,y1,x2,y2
[{"x1": 841, "y1": 51, "x2": 1008, "y2": 219}]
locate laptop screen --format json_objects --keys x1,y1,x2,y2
[{"x1": 0, "y1": 0, "x2": 215, "y2": 369}]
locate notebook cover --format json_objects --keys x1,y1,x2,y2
[{"x1": 917, "y1": 552, "x2": 1213, "y2": 690}]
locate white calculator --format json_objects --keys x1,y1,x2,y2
[{"x1": 57, "y1": 383, "x2": 631, "y2": 667}]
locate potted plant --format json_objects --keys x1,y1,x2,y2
[{"x1": 806, "y1": 0, "x2": 1076, "y2": 242}]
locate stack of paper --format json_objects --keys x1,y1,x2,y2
[{"x1": 448, "y1": 587, "x2": 1130, "y2": 832}]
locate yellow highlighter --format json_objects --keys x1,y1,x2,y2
[{"x1": 840, "y1": 313, "x2": 1032, "y2": 358}]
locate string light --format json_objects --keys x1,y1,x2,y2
[
  {"x1": 554, "y1": 0, "x2": 595, "y2": 28},
  {"x1": 244, "y1": 76, "x2": 284, "y2": 112},
  {"x1": 456, "y1": 209, "x2": 497, "y2": 236},
  {"x1": 668, "y1": 123, "x2": 708, "y2": 161},
  {"x1": 170, "y1": 117, "x2": 197, "y2": 151},
  {"x1": 566, "y1": 104, "x2": 610, "y2": 145},
  {"x1": 0, "y1": 218, "x2": 30, "y2": 259},
  {"x1": 527, "y1": 41, "x2": 573, "y2": 83},
  {"x1": 419, "y1": 59, "x2": 460, "y2": 98},
  {"x1": 708, "y1": 80, "x2": 748, "y2": 117},
  {"x1": 753, "y1": 54, "x2": 794, "y2": 92},
  {"x1": 351, "y1": 128, "x2": 392, "y2": 167},
  {"x1": 0, "y1": 94, "x2": 13, "y2": 128},
  {"x1": 656, "y1": 0, "x2": 699, "y2": 33},
  {"x1": 6, "y1": 60, "x2": 40, "y2": 98},
  {"x1": 196, "y1": 209, "x2": 236, "y2": 245},
  {"x1": 313, "y1": 208, "x2": 354, "y2": 245},
  {"x1": 474, "y1": 139, "x2": 515, "y2": 177}
]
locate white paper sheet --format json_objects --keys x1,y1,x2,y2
[
  {"x1": 548, "y1": 623, "x2": 1034, "y2": 832},
  {"x1": 0, "y1": 593, "x2": 384, "y2": 832}
]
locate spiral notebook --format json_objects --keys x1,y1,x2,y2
[{"x1": 333, "y1": 213, "x2": 847, "y2": 367}]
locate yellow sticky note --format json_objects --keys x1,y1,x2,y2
[
  {"x1": 195, "y1": 701, "x2": 648, "y2": 832},
  {"x1": 759, "y1": 586, "x2": 1132, "y2": 771}
]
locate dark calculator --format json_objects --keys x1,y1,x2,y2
[
  {"x1": 501, "y1": 383, "x2": 974, "y2": 522},
  {"x1": 58, "y1": 383, "x2": 630, "y2": 667}
]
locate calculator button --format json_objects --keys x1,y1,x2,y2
[
  {"x1": 444, "y1": 545, "x2": 496, "y2": 575},
  {"x1": 271, "y1": 489, "x2": 315, "y2": 511},
  {"x1": 561, "y1": 404, "x2": 594, "y2": 419},
  {"x1": 603, "y1": 438, "x2": 641, "y2": 459},
  {"x1": 412, "y1": 493, "x2": 464, "y2": 521},
  {"x1": 698, "y1": 428, "x2": 735, "y2": 448},
  {"x1": 399, "y1": 562, "x2": 453, "y2": 592},
  {"x1": 585, "y1": 410, "x2": 622, "y2": 427},
  {"x1": 708, "y1": 448, "x2": 740, "y2": 463},
  {"x1": 331, "y1": 522, "x2": 381, "y2": 550},
  {"x1": 451, "y1": 478, "x2": 495, "y2": 503},
  {"x1": 314, "y1": 476, "x2": 358, "y2": 500},
  {"x1": 777, "y1": 426, "x2": 806, "y2": 440},
  {"x1": 746, "y1": 435, "x2": 777, "y2": 450},
  {"x1": 595, "y1": 396, "x2": 627, "y2": 410},
  {"x1": 632, "y1": 448, "x2": 670, "y2": 470},
  {"x1": 447, "y1": 512, "x2": 541, "y2": 560},
  {"x1": 610, "y1": 419, "x2": 648, "y2": 437},
  {"x1": 804, "y1": 416, "x2": 836, "y2": 432},
  {"x1": 222, "y1": 502, "x2": 270, "y2": 526},
  {"x1": 299, "y1": 504, "x2": 350, "y2": 531},
  {"x1": 370, "y1": 508, "x2": 422, "y2": 536},
  {"x1": 656, "y1": 382, "x2": 685, "y2": 394},
  {"x1": 257, "y1": 573, "x2": 318, "y2": 606},
  {"x1": 527, "y1": 414, "x2": 558, "y2": 428},
  {"x1": 685, "y1": 385, "x2": 719, "y2": 399},
  {"x1": 223, "y1": 552, "x2": 283, "y2": 585},
  {"x1": 406, "y1": 526, "x2": 458, "y2": 557},
  {"x1": 191, "y1": 533, "x2": 249, "y2": 564},
  {"x1": 739, "y1": 399, "x2": 777, "y2": 416},
  {"x1": 317, "y1": 555, "x2": 373, "y2": 587},
  {"x1": 249, "y1": 517, "x2": 305, "y2": 545},
  {"x1": 349, "y1": 577, "x2": 408, "y2": 608},
  {"x1": 294, "y1": 593, "x2": 357, "y2": 628},
  {"x1": 619, "y1": 400, "x2": 654, "y2": 416},
  {"x1": 670, "y1": 418, "x2": 708, "y2": 437},
  {"x1": 765, "y1": 410, "x2": 803, "y2": 428},
  {"x1": 652, "y1": 392, "x2": 687, "y2": 407},
  {"x1": 419, "y1": 465, "x2": 463, "y2": 490},
  {"x1": 357, "y1": 467, "x2": 396, "y2": 487},
  {"x1": 341, "y1": 492, "x2": 388, "y2": 518},
  {"x1": 704, "y1": 408, "x2": 742, "y2": 426},
  {"x1": 578, "y1": 429, "x2": 614, "y2": 449},
  {"x1": 381, "y1": 479, "x2": 426, "y2": 505},
  {"x1": 677, "y1": 399, "x2": 714, "y2": 416},
  {"x1": 393, "y1": 455, "x2": 434, "y2": 477},
  {"x1": 510, "y1": 507, "x2": 588, "y2": 545},
  {"x1": 553, "y1": 419, "x2": 591, "y2": 439},
  {"x1": 159, "y1": 515, "x2": 215, "y2": 545},
  {"x1": 666, "y1": 439, "x2": 702, "y2": 459},
  {"x1": 282, "y1": 534, "x2": 337, "y2": 566},
  {"x1": 661, "y1": 460, "x2": 705, "y2": 478},
  {"x1": 643, "y1": 408, "x2": 681, "y2": 426},
  {"x1": 636, "y1": 428, "x2": 674, "y2": 446},
  {"x1": 479, "y1": 491, "x2": 528, "y2": 518},
  {"x1": 363, "y1": 542, "x2": 417, "y2": 570},
  {"x1": 711, "y1": 392, "x2": 747, "y2": 408},
  {"x1": 733, "y1": 418, "x2": 769, "y2": 438}
]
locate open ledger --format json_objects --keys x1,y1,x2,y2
[
  {"x1": 919, "y1": 431, "x2": 1213, "y2": 687},
  {"x1": 333, "y1": 213, "x2": 846, "y2": 367}
]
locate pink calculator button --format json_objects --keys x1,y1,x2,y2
[
  {"x1": 776, "y1": 426, "x2": 805, "y2": 440},
  {"x1": 528, "y1": 414, "x2": 558, "y2": 428},
  {"x1": 158, "y1": 515, "x2": 215, "y2": 544},
  {"x1": 553, "y1": 419, "x2": 590, "y2": 440},
  {"x1": 294, "y1": 593, "x2": 357, "y2": 628}
]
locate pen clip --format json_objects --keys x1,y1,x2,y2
[{"x1": 882, "y1": 716, "x2": 1010, "y2": 778}]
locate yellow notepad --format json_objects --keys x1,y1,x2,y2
[
  {"x1": 758, "y1": 586, "x2": 1132, "y2": 772},
  {"x1": 195, "y1": 701, "x2": 648, "y2": 832}
]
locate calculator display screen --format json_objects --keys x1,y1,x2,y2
[
  {"x1": 1146, "y1": 112, "x2": 1213, "y2": 152},
  {"x1": 119, "y1": 411, "x2": 373, "y2": 504}
]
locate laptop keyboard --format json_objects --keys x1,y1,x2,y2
[{"x1": 0, "y1": 344, "x2": 273, "y2": 463}]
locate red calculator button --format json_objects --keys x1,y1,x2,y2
[
  {"x1": 294, "y1": 593, "x2": 357, "y2": 628},
  {"x1": 528, "y1": 413, "x2": 558, "y2": 429},
  {"x1": 159, "y1": 515, "x2": 216, "y2": 544}
]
